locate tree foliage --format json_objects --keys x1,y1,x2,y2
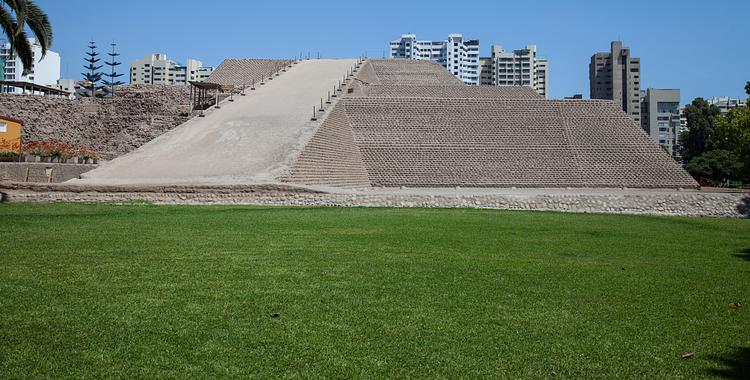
[
  {"x1": 682, "y1": 83, "x2": 750, "y2": 183},
  {"x1": 713, "y1": 107, "x2": 750, "y2": 180},
  {"x1": 0, "y1": 0, "x2": 52, "y2": 75},
  {"x1": 685, "y1": 150, "x2": 742, "y2": 182},
  {"x1": 81, "y1": 41, "x2": 103, "y2": 97},
  {"x1": 679, "y1": 98, "x2": 721, "y2": 162},
  {"x1": 101, "y1": 42, "x2": 124, "y2": 96}
]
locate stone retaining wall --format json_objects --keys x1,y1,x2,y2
[
  {"x1": 0, "y1": 85, "x2": 190, "y2": 159},
  {"x1": 0, "y1": 163, "x2": 97, "y2": 183},
  {"x1": 1, "y1": 186, "x2": 747, "y2": 218}
]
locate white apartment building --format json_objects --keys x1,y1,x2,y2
[
  {"x1": 481, "y1": 45, "x2": 548, "y2": 98},
  {"x1": 706, "y1": 96, "x2": 747, "y2": 114},
  {"x1": 390, "y1": 34, "x2": 481, "y2": 85},
  {"x1": 0, "y1": 38, "x2": 61, "y2": 93},
  {"x1": 55, "y1": 78, "x2": 76, "y2": 93},
  {"x1": 130, "y1": 54, "x2": 214, "y2": 85},
  {"x1": 54, "y1": 78, "x2": 78, "y2": 99}
]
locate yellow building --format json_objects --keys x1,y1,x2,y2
[{"x1": 0, "y1": 115, "x2": 22, "y2": 153}]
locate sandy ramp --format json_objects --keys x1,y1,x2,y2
[{"x1": 74, "y1": 59, "x2": 356, "y2": 185}]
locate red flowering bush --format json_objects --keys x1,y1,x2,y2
[{"x1": 22, "y1": 140, "x2": 100, "y2": 160}]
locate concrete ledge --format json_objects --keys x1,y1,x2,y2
[
  {"x1": 0, "y1": 163, "x2": 98, "y2": 183},
  {"x1": 1, "y1": 184, "x2": 747, "y2": 218}
]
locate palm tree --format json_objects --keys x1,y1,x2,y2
[{"x1": 0, "y1": 0, "x2": 53, "y2": 75}]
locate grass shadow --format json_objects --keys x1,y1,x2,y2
[
  {"x1": 733, "y1": 248, "x2": 750, "y2": 261},
  {"x1": 707, "y1": 346, "x2": 750, "y2": 379},
  {"x1": 738, "y1": 195, "x2": 750, "y2": 218}
]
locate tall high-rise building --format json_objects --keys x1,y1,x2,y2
[
  {"x1": 129, "y1": 54, "x2": 213, "y2": 85},
  {"x1": 641, "y1": 88, "x2": 681, "y2": 157},
  {"x1": 590, "y1": 41, "x2": 641, "y2": 123},
  {"x1": 0, "y1": 38, "x2": 61, "y2": 93},
  {"x1": 389, "y1": 34, "x2": 480, "y2": 85},
  {"x1": 481, "y1": 45, "x2": 548, "y2": 98}
]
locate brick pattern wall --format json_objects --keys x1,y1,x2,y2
[
  {"x1": 282, "y1": 59, "x2": 697, "y2": 189},
  {"x1": 355, "y1": 61, "x2": 380, "y2": 84},
  {"x1": 361, "y1": 85, "x2": 544, "y2": 99},
  {"x1": 365, "y1": 59, "x2": 463, "y2": 85},
  {"x1": 206, "y1": 59, "x2": 293, "y2": 86},
  {"x1": 341, "y1": 97, "x2": 697, "y2": 188},
  {"x1": 343, "y1": 98, "x2": 696, "y2": 188},
  {"x1": 281, "y1": 106, "x2": 370, "y2": 188}
]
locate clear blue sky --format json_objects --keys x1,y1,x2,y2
[{"x1": 35, "y1": 0, "x2": 749, "y2": 103}]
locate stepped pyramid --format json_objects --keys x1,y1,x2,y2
[{"x1": 283, "y1": 59, "x2": 697, "y2": 189}]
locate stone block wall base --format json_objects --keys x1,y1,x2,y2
[{"x1": 0, "y1": 189, "x2": 747, "y2": 218}]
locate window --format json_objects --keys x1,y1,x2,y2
[
  {"x1": 657, "y1": 102, "x2": 679, "y2": 114},
  {"x1": 0, "y1": 122, "x2": 6, "y2": 132}
]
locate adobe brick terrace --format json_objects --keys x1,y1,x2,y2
[
  {"x1": 283, "y1": 59, "x2": 698, "y2": 189},
  {"x1": 205, "y1": 59, "x2": 293, "y2": 87}
]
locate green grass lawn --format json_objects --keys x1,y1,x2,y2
[{"x1": 0, "y1": 204, "x2": 748, "y2": 378}]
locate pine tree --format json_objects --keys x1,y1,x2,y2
[
  {"x1": 81, "y1": 41, "x2": 103, "y2": 97},
  {"x1": 101, "y1": 42, "x2": 124, "y2": 96}
]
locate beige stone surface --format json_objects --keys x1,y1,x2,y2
[{"x1": 73, "y1": 59, "x2": 356, "y2": 185}]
